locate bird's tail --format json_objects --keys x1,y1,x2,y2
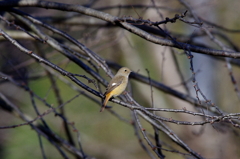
[{"x1": 100, "y1": 93, "x2": 111, "y2": 112}]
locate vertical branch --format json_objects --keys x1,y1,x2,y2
[
  {"x1": 133, "y1": 110, "x2": 164, "y2": 159},
  {"x1": 146, "y1": 69, "x2": 165, "y2": 159},
  {"x1": 37, "y1": 134, "x2": 47, "y2": 159},
  {"x1": 35, "y1": 42, "x2": 76, "y2": 149},
  {"x1": 131, "y1": 111, "x2": 156, "y2": 159},
  {"x1": 170, "y1": 48, "x2": 190, "y2": 94}
]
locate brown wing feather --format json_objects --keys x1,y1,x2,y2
[{"x1": 104, "y1": 76, "x2": 125, "y2": 95}]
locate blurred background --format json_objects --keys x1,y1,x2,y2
[{"x1": 1, "y1": 0, "x2": 240, "y2": 158}]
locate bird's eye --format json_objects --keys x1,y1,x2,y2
[{"x1": 124, "y1": 70, "x2": 127, "y2": 72}]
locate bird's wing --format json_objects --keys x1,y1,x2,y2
[{"x1": 104, "y1": 76, "x2": 125, "y2": 95}]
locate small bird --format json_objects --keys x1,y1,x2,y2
[{"x1": 100, "y1": 67, "x2": 131, "y2": 112}]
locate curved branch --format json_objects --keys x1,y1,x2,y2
[{"x1": 1, "y1": 0, "x2": 240, "y2": 58}]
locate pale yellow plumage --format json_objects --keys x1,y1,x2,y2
[{"x1": 100, "y1": 67, "x2": 131, "y2": 112}]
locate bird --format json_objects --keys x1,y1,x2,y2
[{"x1": 100, "y1": 67, "x2": 131, "y2": 112}]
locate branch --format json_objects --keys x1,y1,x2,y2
[{"x1": 0, "y1": 0, "x2": 240, "y2": 58}]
